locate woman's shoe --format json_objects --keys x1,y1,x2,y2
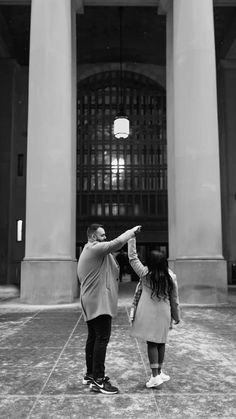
[
  {"x1": 159, "y1": 371, "x2": 170, "y2": 382},
  {"x1": 146, "y1": 374, "x2": 163, "y2": 388}
]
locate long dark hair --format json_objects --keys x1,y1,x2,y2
[{"x1": 146, "y1": 251, "x2": 173, "y2": 300}]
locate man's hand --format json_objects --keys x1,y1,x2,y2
[{"x1": 133, "y1": 225, "x2": 142, "y2": 235}]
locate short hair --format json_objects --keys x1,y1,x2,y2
[{"x1": 87, "y1": 223, "x2": 104, "y2": 239}]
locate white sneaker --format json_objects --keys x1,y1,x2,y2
[
  {"x1": 146, "y1": 374, "x2": 163, "y2": 388},
  {"x1": 160, "y1": 371, "x2": 170, "y2": 382}
]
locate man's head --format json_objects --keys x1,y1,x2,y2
[{"x1": 87, "y1": 224, "x2": 106, "y2": 242}]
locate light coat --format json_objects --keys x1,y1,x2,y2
[
  {"x1": 77, "y1": 229, "x2": 136, "y2": 321},
  {"x1": 128, "y1": 238, "x2": 180, "y2": 343}
]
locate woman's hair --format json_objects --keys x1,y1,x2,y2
[{"x1": 146, "y1": 251, "x2": 173, "y2": 300}]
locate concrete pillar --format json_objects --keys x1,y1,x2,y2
[
  {"x1": 21, "y1": 0, "x2": 78, "y2": 304},
  {"x1": 166, "y1": 0, "x2": 227, "y2": 303},
  {"x1": 166, "y1": 1, "x2": 176, "y2": 262},
  {"x1": 219, "y1": 60, "x2": 236, "y2": 283}
]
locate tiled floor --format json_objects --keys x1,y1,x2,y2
[{"x1": 0, "y1": 284, "x2": 236, "y2": 418}]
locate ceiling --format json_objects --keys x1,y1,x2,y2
[{"x1": 0, "y1": 5, "x2": 236, "y2": 67}]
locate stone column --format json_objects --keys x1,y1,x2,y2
[
  {"x1": 21, "y1": 0, "x2": 78, "y2": 304},
  {"x1": 166, "y1": 0, "x2": 176, "y2": 265},
  {"x1": 165, "y1": 0, "x2": 227, "y2": 303}
]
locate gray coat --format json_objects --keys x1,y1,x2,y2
[
  {"x1": 128, "y1": 238, "x2": 180, "y2": 343},
  {"x1": 77, "y1": 229, "x2": 137, "y2": 321}
]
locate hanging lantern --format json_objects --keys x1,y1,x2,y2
[
  {"x1": 113, "y1": 7, "x2": 130, "y2": 139},
  {"x1": 114, "y1": 114, "x2": 130, "y2": 139}
]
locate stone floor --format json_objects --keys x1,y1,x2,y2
[{"x1": 0, "y1": 283, "x2": 236, "y2": 419}]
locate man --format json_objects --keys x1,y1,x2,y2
[{"x1": 77, "y1": 223, "x2": 141, "y2": 395}]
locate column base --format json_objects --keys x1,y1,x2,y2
[
  {"x1": 21, "y1": 259, "x2": 78, "y2": 304},
  {"x1": 170, "y1": 258, "x2": 228, "y2": 304}
]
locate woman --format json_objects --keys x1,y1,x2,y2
[{"x1": 128, "y1": 236, "x2": 180, "y2": 388}]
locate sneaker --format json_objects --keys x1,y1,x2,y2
[
  {"x1": 146, "y1": 374, "x2": 163, "y2": 388},
  {"x1": 90, "y1": 376, "x2": 119, "y2": 395},
  {"x1": 160, "y1": 371, "x2": 170, "y2": 382},
  {"x1": 82, "y1": 374, "x2": 93, "y2": 385}
]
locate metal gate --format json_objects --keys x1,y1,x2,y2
[{"x1": 77, "y1": 70, "x2": 167, "y2": 244}]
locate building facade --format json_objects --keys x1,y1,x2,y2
[{"x1": 0, "y1": 0, "x2": 236, "y2": 304}]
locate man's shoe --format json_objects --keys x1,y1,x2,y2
[
  {"x1": 160, "y1": 371, "x2": 170, "y2": 382},
  {"x1": 146, "y1": 374, "x2": 163, "y2": 388},
  {"x1": 90, "y1": 376, "x2": 119, "y2": 394},
  {"x1": 82, "y1": 374, "x2": 93, "y2": 385}
]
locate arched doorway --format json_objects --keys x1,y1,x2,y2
[{"x1": 76, "y1": 70, "x2": 168, "y2": 262}]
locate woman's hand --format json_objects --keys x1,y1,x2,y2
[
  {"x1": 129, "y1": 307, "x2": 135, "y2": 324},
  {"x1": 169, "y1": 319, "x2": 180, "y2": 329}
]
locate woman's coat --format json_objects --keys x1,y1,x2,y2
[{"x1": 128, "y1": 238, "x2": 180, "y2": 343}]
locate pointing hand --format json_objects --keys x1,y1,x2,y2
[{"x1": 134, "y1": 225, "x2": 142, "y2": 235}]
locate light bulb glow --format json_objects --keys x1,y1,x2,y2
[
  {"x1": 114, "y1": 116, "x2": 130, "y2": 139},
  {"x1": 111, "y1": 158, "x2": 125, "y2": 173}
]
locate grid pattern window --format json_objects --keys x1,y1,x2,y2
[{"x1": 77, "y1": 71, "x2": 167, "y2": 219}]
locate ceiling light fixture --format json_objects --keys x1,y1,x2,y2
[{"x1": 114, "y1": 7, "x2": 130, "y2": 139}]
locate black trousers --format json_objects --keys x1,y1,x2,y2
[{"x1": 85, "y1": 314, "x2": 112, "y2": 380}]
